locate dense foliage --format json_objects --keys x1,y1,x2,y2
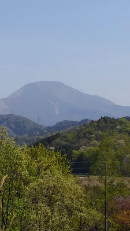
[
  {"x1": 36, "y1": 117, "x2": 130, "y2": 176},
  {"x1": 0, "y1": 128, "x2": 103, "y2": 231},
  {"x1": 0, "y1": 118, "x2": 129, "y2": 231}
]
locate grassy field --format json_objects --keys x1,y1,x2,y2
[{"x1": 79, "y1": 176, "x2": 130, "y2": 188}]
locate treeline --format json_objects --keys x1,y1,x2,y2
[{"x1": 46, "y1": 119, "x2": 90, "y2": 133}]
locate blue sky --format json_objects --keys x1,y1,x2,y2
[{"x1": 0, "y1": 0, "x2": 130, "y2": 105}]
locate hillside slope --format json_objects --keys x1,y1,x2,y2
[
  {"x1": 35, "y1": 117, "x2": 130, "y2": 175},
  {"x1": 0, "y1": 114, "x2": 90, "y2": 143},
  {"x1": 0, "y1": 114, "x2": 47, "y2": 137}
]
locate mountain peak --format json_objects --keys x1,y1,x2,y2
[{"x1": 8, "y1": 81, "x2": 66, "y2": 98}]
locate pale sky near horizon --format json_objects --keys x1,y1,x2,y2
[{"x1": 0, "y1": 0, "x2": 130, "y2": 106}]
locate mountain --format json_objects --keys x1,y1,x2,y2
[
  {"x1": 0, "y1": 81, "x2": 130, "y2": 125},
  {"x1": 0, "y1": 114, "x2": 47, "y2": 137}
]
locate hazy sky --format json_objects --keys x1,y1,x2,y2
[{"x1": 0, "y1": 0, "x2": 130, "y2": 106}]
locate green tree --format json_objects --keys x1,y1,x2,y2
[
  {"x1": 0, "y1": 127, "x2": 103, "y2": 231},
  {"x1": 0, "y1": 127, "x2": 28, "y2": 230}
]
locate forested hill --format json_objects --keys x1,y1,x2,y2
[
  {"x1": 0, "y1": 114, "x2": 47, "y2": 137},
  {"x1": 35, "y1": 117, "x2": 130, "y2": 151},
  {"x1": 0, "y1": 114, "x2": 90, "y2": 144},
  {"x1": 35, "y1": 117, "x2": 130, "y2": 175}
]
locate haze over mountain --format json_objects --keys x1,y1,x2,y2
[{"x1": 0, "y1": 81, "x2": 130, "y2": 125}]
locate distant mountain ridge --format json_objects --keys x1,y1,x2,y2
[
  {"x1": 0, "y1": 114, "x2": 90, "y2": 138},
  {"x1": 0, "y1": 81, "x2": 130, "y2": 125}
]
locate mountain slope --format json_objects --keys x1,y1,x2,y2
[{"x1": 0, "y1": 81, "x2": 130, "y2": 125}]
